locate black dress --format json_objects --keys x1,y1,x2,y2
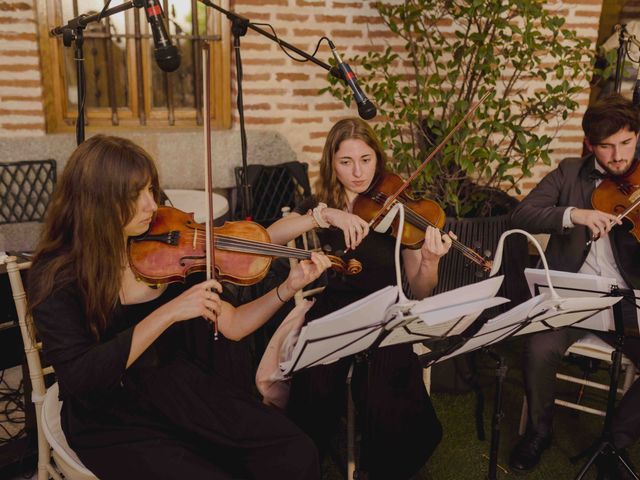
[
  {"x1": 287, "y1": 200, "x2": 442, "y2": 480},
  {"x1": 33, "y1": 281, "x2": 319, "y2": 480}
]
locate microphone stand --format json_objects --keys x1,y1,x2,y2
[
  {"x1": 197, "y1": 0, "x2": 345, "y2": 221},
  {"x1": 50, "y1": 1, "x2": 145, "y2": 145},
  {"x1": 614, "y1": 24, "x2": 629, "y2": 94}
]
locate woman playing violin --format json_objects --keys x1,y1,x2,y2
[
  {"x1": 28, "y1": 135, "x2": 330, "y2": 480},
  {"x1": 267, "y1": 118, "x2": 455, "y2": 479}
]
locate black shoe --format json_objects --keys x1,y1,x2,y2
[
  {"x1": 597, "y1": 450, "x2": 639, "y2": 480},
  {"x1": 508, "y1": 430, "x2": 551, "y2": 472}
]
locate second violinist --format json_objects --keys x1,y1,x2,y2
[{"x1": 267, "y1": 118, "x2": 455, "y2": 479}]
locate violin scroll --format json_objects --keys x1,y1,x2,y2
[{"x1": 324, "y1": 255, "x2": 362, "y2": 276}]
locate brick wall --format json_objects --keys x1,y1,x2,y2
[
  {"x1": 0, "y1": 0, "x2": 604, "y2": 196},
  {"x1": 0, "y1": 0, "x2": 45, "y2": 136},
  {"x1": 229, "y1": 0, "x2": 604, "y2": 193}
]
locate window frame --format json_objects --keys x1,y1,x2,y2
[{"x1": 36, "y1": 0, "x2": 231, "y2": 132}]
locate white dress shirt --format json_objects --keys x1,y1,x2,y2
[{"x1": 561, "y1": 160, "x2": 629, "y2": 288}]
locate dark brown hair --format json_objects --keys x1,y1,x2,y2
[
  {"x1": 582, "y1": 93, "x2": 640, "y2": 145},
  {"x1": 28, "y1": 135, "x2": 160, "y2": 338},
  {"x1": 316, "y1": 118, "x2": 387, "y2": 209}
]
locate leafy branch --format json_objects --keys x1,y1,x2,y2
[{"x1": 323, "y1": 0, "x2": 594, "y2": 217}]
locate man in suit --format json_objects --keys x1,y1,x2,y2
[{"x1": 509, "y1": 93, "x2": 640, "y2": 478}]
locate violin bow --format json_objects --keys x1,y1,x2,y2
[
  {"x1": 202, "y1": 40, "x2": 219, "y2": 339},
  {"x1": 613, "y1": 194, "x2": 640, "y2": 223},
  {"x1": 589, "y1": 183, "x2": 640, "y2": 245},
  {"x1": 369, "y1": 90, "x2": 493, "y2": 227}
]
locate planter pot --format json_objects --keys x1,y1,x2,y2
[
  {"x1": 433, "y1": 213, "x2": 529, "y2": 308},
  {"x1": 428, "y1": 213, "x2": 530, "y2": 394}
]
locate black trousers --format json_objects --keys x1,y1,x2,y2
[
  {"x1": 287, "y1": 343, "x2": 442, "y2": 480},
  {"x1": 522, "y1": 297, "x2": 640, "y2": 449},
  {"x1": 67, "y1": 357, "x2": 320, "y2": 480}
]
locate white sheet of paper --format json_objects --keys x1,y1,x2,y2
[
  {"x1": 434, "y1": 292, "x2": 622, "y2": 364},
  {"x1": 280, "y1": 275, "x2": 509, "y2": 374},
  {"x1": 410, "y1": 275, "x2": 504, "y2": 316},
  {"x1": 436, "y1": 295, "x2": 546, "y2": 363},
  {"x1": 525, "y1": 268, "x2": 617, "y2": 331},
  {"x1": 280, "y1": 285, "x2": 399, "y2": 375},
  {"x1": 380, "y1": 296, "x2": 509, "y2": 347},
  {"x1": 518, "y1": 296, "x2": 621, "y2": 335}
]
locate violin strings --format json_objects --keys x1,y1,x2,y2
[
  {"x1": 372, "y1": 192, "x2": 486, "y2": 265},
  {"x1": 175, "y1": 210, "x2": 486, "y2": 267},
  {"x1": 168, "y1": 231, "x2": 348, "y2": 270},
  {"x1": 180, "y1": 231, "x2": 312, "y2": 259}
]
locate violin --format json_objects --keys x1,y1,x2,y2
[
  {"x1": 128, "y1": 206, "x2": 361, "y2": 286},
  {"x1": 352, "y1": 172, "x2": 493, "y2": 271},
  {"x1": 591, "y1": 160, "x2": 640, "y2": 242}
]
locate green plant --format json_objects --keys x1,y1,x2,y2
[{"x1": 324, "y1": 0, "x2": 594, "y2": 217}]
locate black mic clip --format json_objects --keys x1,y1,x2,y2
[{"x1": 50, "y1": 14, "x2": 90, "y2": 41}]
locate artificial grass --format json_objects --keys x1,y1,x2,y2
[{"x1": 323, "y1": 335, "x2": 639, "y2": 479}]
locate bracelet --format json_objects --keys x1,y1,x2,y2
[
  {"x1": 312, "y1": 202, "x2": 330, "y2": 228},
  {"x1": 276, "y1": 284, "x2": 287, "y2": 303},
  {"x1": 307, "y1": 209, "x2": 320, "y2": 229}
]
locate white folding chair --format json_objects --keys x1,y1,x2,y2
[
  {"x1": 518, "y1": 333, "x2": 637, "y2": 435},
  {"x1": 5, "y1": 256, "x2": 98, "y2": 480}
]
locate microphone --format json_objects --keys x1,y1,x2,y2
[
  {"x1": 329, "y1": 42, "x2": 376, "y2": 120},
  {"x1": 143, "y1": 0, "x2": 181, "y2": 72}
]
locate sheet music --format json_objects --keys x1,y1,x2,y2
[
  {"x1": 281, "y1": 277, "x2": 508, "y2": 374},
  {"x1": 280, "y1": 285, "x2": 399, "y2": 375},
  {"x1": 380, "y1": 276, "x2": 507, "y2": 346},
  {"x1": 380, "y1": 296, "x2": 509, "y2": 347},
  {"x1": 410, "y1": 275, "x2": 504, "y2": 316},
  {"x1": 435, "y1": 295, "x2": 546, "y2": 363},
  {"x1": 517, "y1": 296, "x2": 622, "y2": 335},
  {"x1": 525, "y1": 268, "x2": 617, "y2": 331},
  {"x1": 433, "y1": 292, "x2": 621, "y2": 363}
]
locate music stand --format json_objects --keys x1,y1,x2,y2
[
  {"x1": 572, "y1": 287, "x2": 639, "y2": 480},
  {"x1": 279, "y1": 276, "x2": 508, "y2": 480},
  {"x1": 281, "y1": 204, "x2": 508, "y2": 377},
  {"x1": 523, "y1": 268, "x2": 640, "y2": 479},
  {"x1": 415, "y1": 230, "x2": 623, "y2": 480}
]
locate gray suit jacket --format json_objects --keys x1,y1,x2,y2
[{"x1": 510, "y1": 156, "x2": 640, "y2": 289}]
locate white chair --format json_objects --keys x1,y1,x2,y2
[
  {"x1": 4, "y1": 256, "x2": 98, "y2": 480},
  {"x1": 518, "y1": 333, "x2": 638, "y2": 435},
  {"x1": 281, "y1": 206, "x2": 325, "y2": 304}
]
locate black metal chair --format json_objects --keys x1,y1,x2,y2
[
  {"x1": 0, "y1": 160, "x2": 56, "y2": 226},
  {"x1": 0, "y1": 159, "x2": 56, "y2": 254},
  {"x1": 428, "y1": 213, "x2": 530, "y2": 393},
  {"x1": 433, "y1": 214, "x2": 529, "y2": 309},
  {"x1": 231, "y1": 161, "x2": 312, "y2": 226}
]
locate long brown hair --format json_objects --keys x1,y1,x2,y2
[
  {"x1": 28, "y1": 135, "x2": 160, "y2": 339},
  {"x1": 316, "y1": 118, "x2": 387, "y2": 209}
]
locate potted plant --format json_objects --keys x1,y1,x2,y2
[
  {"x1": 325, "y1": 0, "x2": 596, "y2": 304},
  {"x1": 325, "y1": 0, "x2": 594, "y2": 219}
]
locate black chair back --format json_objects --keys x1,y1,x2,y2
[
  {"x1": 232, "y1": 162, "x2": 312, "y2": 226},
  {"x1": 0, "y1": 160, "x2": 56, "y2": 224}
]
